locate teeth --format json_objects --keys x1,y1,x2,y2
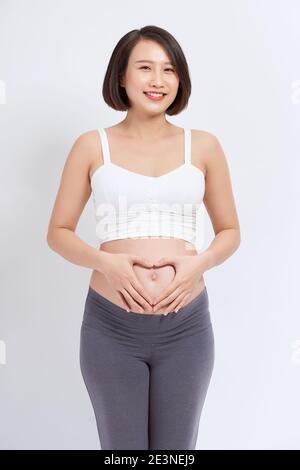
[{"x1": 145, "y1": 92, "x2": 164, "y2": 97}]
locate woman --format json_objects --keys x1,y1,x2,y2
[{"x1": 47, "y1": 25, "x2": 241, "y2": 450}]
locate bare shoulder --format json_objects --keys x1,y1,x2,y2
[
  {"x1": 191, "y1": 129, "x2": 226, "y2": 175},
  {"x1": 191, "y1": 128, "x2": 222, "y2": 154},
  {"x1": 72, "y1": 129, "x2": 103, "y2": 179},
  {"x1": 72, "y1": 129, "x2": 101, "y2": 161}
]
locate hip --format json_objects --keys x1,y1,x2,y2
[{"x1": 81, "y1": 282, "x2": 212, "y2": 346}]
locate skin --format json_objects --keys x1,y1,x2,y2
[{"x1": 47, "y1": 38, "x2": 241, "y2": 314}]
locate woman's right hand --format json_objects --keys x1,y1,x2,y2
[{"x1": 98, "y1": 252, "x2": 155, "y2": 313}]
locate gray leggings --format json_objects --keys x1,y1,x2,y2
[{"x1": 79, "y1": 285, "x2": 215, "y2": 450}]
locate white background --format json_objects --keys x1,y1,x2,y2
[{"x1": 0, "y1": 0, "x2": 299, "y2": 450}]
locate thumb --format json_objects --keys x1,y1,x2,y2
[
  {"x1": 131, "y1": 255, "x2": 154, "y2": 267},
  {"x1": 153, "y1": 257, "x2": 173, "y2": 267}
]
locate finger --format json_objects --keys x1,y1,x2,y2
[
  {"x1": 153, "y1": 286, "x2": 181, "y2": 312},
  {"x1": 121, "y1": 288, "x2": 145, "y2": 313},
  {"x1": 126, "y1": 283, "x2": 153, "y2": 312},
  {"x1": 153, "y1": 282, "x2": 176, "y2": 306},
  {"x1": 173, "y1": 293, "x2": 191, "y2": 313},
  {"x1": 158, "y1": 291, "x2": 186, "y2": 315},
  {"x1": 130, "y1": 277, "x2": 154, "y2": 309},
  {"x1": 152, "y1": 281, "x2": 180, "y2": 307},
  {"x1": 153, "y1": 256, "x2": 175, "y2": 267},
  {"x1": 131, "y1": 255, "x2": 154, "y2": 268},
  {"x1": 164, "y1": 292, "x2": 189, "y2": 315},
  {"x1": 117, "y1": 291, "x2": 131, "y2": 313}
]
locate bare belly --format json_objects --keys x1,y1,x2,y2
[{"x1": 89, "y1": 238, "x2": 206, "y2": 315}]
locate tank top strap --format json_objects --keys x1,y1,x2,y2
[
  {"x1": 98, "y1": 128, "x2": 111, "y2": 165},
  {"x1": 184, "y1": 128, "x2": 191, "y2": 165}
]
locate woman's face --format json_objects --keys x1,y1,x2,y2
[{"x1": 120, "y1": 39, "x2": 180, "y2": 114}]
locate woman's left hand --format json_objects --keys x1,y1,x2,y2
[{"x1": 152, "y1": 255, "x2": 205, "y2": 314}]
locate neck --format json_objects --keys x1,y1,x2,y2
[{"x1": 118, "y1": 113, "x2": 173, "y2": 141}]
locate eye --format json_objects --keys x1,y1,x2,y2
[{"x1": 139, "y1": 66, "x2": 175, "y2": 72}]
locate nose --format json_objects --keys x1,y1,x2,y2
[{"x1": 149, "y1": 70, "x2": 165, "y2": 86}]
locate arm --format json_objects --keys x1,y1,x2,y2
[
  {"x1": 197, "y1": 132, "x2": 241, "y2": 273},
  {"x1": 152, "y1": 132, "x2": 241, "y2": 312},
  {"x1": 46, "y1": 130, "x2": 108, "y2": 273},
  {"x1": 46, "y1": 131, "x2": 156, "y2": 312},
  {"x1": 47, "y1": 227, "x2": 109, "y2": 272}
]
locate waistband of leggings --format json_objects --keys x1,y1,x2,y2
[{"x1": 85, "y1": 285, "x2": 209, "y2": 324}]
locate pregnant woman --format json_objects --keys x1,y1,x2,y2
[{"x1": 46, "y1": 25, "x2": 241, "y2": 450}]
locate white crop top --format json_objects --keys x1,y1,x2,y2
[{"x1": 90, "y1": 128, "x2": 206, "y2": 253}]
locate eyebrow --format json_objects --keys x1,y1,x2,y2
[{"x1": 134, "y1": 60, "x2": 174, "y2": 66}]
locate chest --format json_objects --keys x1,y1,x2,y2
[{"x1": 107, "y1": 134, "x2": 187, "y2": 178}]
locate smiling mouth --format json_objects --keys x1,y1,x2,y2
[{"x1": 143, "y1": 91, "x2": 167, "y2": 96}]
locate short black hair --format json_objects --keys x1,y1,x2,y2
[{"x1": 102, "y1": 25, "x2": 192, "y2": 116}]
